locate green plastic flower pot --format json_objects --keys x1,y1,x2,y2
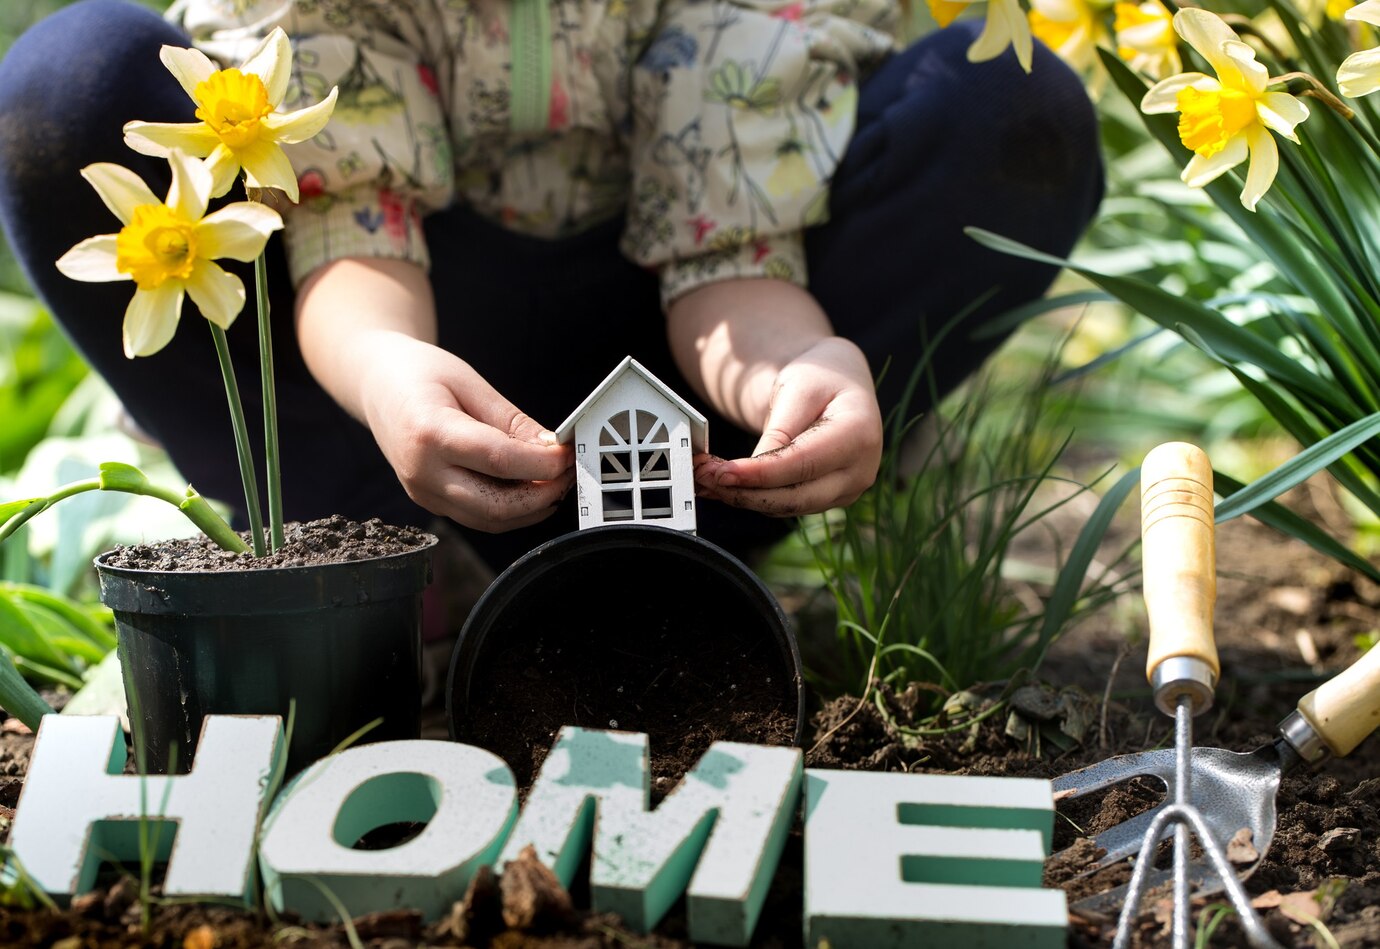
[
  {"x1": 95, "y1": 536, "x2": 436, "y2": 775},
  {"x1": 446, "y1": 525, "x2": 805, "y2": 785}
]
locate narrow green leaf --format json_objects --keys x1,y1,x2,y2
[
  {"x1": 0, "y1": 499, "x2": 44, "y2": 529},
  {"x1": 0, "y1": 649, "x2": 52, "y2": 730},
  {"x1": 1214, "y1": 412, "x2": 1380, "y2": 522},
  {"x1": 1028, "y1": 466, "x2": 1140, "y2": 670},
  {"x1": 14, "y1": 601, "x2": 101, "y2": 666},
  {"x1": 1214, "y1": 472, "x2": 1380, "y2": 585},
  {"x1": 966, "y1": 228, "x2": 1348, "y2": 415},
  {"x1": 0, "y1": 592, "x2": 72, "y2": 672},
  {"x1": 969, "y1": 290, "x2": 1114, "y2": 340},
  {"x1": 2, "y1": 585, "x2": 116, "y2": 650}
]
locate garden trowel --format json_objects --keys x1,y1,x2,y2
[{"x1": 1054, "y1": 570, "x2": 1380, "y2": 919}]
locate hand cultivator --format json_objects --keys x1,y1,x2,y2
[{"x1": 1052, "y1": 442, "x2": 1379, "y2": 949}]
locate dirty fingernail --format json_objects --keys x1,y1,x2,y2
[
  {"x1": 538, "y1": 430, "x2": 559, "y2": 445},
  {"x1": 718, "y1": 473, "x2": 740, "y2": 487}
]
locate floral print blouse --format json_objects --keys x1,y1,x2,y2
[{"x1": 175, "y1": 0, "x2": 900, "y2": 307}]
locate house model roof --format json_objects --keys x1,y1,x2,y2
[{"x1": 555, "y1": 356, "x2": 708, "y2": 453}]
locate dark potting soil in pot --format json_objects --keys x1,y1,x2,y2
[
  {"x1": 99, "y1": 515, "x2": 431, "y2": 571},
  {"x1": 465, "y1": 630, "x2": 797, "y2": 793}
]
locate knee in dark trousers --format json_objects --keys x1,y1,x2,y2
[{"x1": 808, "y1": 21, "x2": 1104, "y2": 420}]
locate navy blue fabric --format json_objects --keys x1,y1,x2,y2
[{"x1": 0, "y1": 0, "x2": 1102, "y2": 569}]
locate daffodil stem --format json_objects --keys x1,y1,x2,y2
[
  {"x1": 1271, "y1": 71, "x2": 1355, "y2": 119},
  {"x1": 255, "y1": 250, "x2": 284, "y2": 553},
  {"x1": 210, "y1": 323, "x2": 266, "y2": 557},
  {"x1": 0, "y1": 477, "x2": 247, "y2": 554}
]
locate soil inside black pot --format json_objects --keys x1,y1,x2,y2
[
  {"x1": 463, "y1": 623, "x2": 798, "y2": 794},
  {"x1": 100, "y1": 515, "x2": 431, "y2": 571}
]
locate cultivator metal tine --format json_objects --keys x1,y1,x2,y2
[
  {"x1": 1052, "y1": 748, "x2": 1176, "y2": 799},
  {"x1": 1070, "y1": 861, "x2": 1220, "y2": 918},
  {"x1": 1076, "y1": 802, "x2": 1168, "y2": 875}
]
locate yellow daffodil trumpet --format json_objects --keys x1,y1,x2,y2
[
  {"x1": 1115, "y1": 0, "x2": 1181, "y2": 81},
  {"x1": 1140, "y1": 8, "x2": 1310, "y2": 210},
  {"x1": 56, "y1": 151, "x2": 282, "y2": 358},
  {"x1": 123, "y1": 28, "x2": 338, "y2": 201}
]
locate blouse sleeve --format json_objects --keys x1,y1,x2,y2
[
  {"x1": 177, "y1": 1, "x2": 454, "y2": 287},
  {"x1": 622, "y1": 0, "x2": 898, "y2": 310}
]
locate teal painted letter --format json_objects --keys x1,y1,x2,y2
[
  {"x1": 502, "y1": 727, "x2": 801, "y2": 946},
  {"x1": 11, "y1": 715, "x2": 283, "y2": 903},
  {"x1": 804, "y1": 769, "x2": 1066, "y2": 948},
  {"x1": 259, "y1": 740, "x2": 517, "y2": 922}
]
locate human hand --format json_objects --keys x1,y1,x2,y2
[
  {"x1": 358, "y1": 334, "x2": 573, "y2": 532},
  {"x1": 693, "y1": 337, "x2": 881, "y2": 516}
]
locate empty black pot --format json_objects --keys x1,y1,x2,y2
[
  {"x1": 96, "y1": 536, "x2": 436, "y2": 775},
  {"x1": 446, "y1": 525, "x2": 805, "y2": 787}
]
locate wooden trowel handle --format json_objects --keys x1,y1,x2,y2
[
  {"x1": 1141, "y1": 443, "x2": 1220, "y2": 690},
  {"x1": 1296, "y1": 643, "x2": 1380, "y2": 757}
]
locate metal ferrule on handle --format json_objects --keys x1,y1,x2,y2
[{"x1": 1141, "y1": 443, "x2": 1220, "y2": 718}]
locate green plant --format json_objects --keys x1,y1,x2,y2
[
  {"x1": 799, "y1": 340, "x2": 1137, "y2": 709},
  {"x1": 971, "y1": 0, "x2": 1380, "y2": 578}
]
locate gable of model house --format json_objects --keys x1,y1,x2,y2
[{"x1": 556, "y1": 357, "x2": 707, "y2": 533}]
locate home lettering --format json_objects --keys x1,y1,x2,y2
[{"x1": 11, "y1": 716, "x2": 1066, "y2": 947}]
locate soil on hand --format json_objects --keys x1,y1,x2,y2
[
  {"x1": 6, "y1": 501, "x2": 1380, "y2": 947},
  {"x1": 99, "y1": 515, "x2": 431, "y2": 571}
]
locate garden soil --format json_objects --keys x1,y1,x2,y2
[{"x1": 2, "y1": 506, "x2": 1379, "y2": 947}]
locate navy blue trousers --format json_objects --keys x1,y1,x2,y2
[{"x1": 0, "y1": 0, "x2": 1103, "y2": 570}]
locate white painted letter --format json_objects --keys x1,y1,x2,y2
[
  {"x1": 10, "y1": 715, "x2": 283, "y2": 903},
  {"x1": 502, "y1": 727, "x2": 801, "y2": 946},
  {"x1": 258, "y1": 740, "x2": 516, "y2": 922},
  {"x1": 804, "y1": 769, "x2": 1066, "y2": 947}
]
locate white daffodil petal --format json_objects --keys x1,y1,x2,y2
[
  {"x1": 204, "y1": 144, "x2": 243, "y2": 199},
  {"x1": 123, "y1": 121, "x2": 220, "y2": 159},
  {"x1": 1339, "y1": 47, "x2": 1380, "y2": 98},
  {"x1": 159, "y1": 45, "x2": 217, "y2": 101},
  {"x1": 123, "y1": 283, "x2": 185, "y2": 358},
  {"x1": 262, "y1": 87, "x2": 338, "y2": 144},
  {"x1": 1222, "y1": 41, "x2": 1269, "y2": 95},
  {"x1": 239, "y1": 140, "x2": 299, "y2": 202},
  {"x1": 197, "y1": 203, "x2": 284, "y2": 261},
  {"x1": 1346, "y1": 0, "x2": 1380, "y2": 27},
  {"x1": 81, "y1": 164, "x2": 161, "y2": 225},
  {"x1": 1142, "y1": 73, "x2": 1214, "y2": 113},
  {"x1": 1009, "y1": 1, "x2": 1035, "y2": 73},
  {"x1": 55, "y1": 235, "x2": 126, "y2": 282},
  {"x1": 166, "y1": 150, "x2": 213, "y2": 222},
  {"x1": 1241, "y1": 125, "x2": 1279, "y2": 211},
  {"x1": 1174, "y1": 9, "x2": 1245, "y2": 88},
  {"x1": 1181, "y1": 133, "x2": 1249, "y2": 187},
  {"x1": 1256, "y1": 91, "x2": 1309, "y2": 141},
  {"x1": 185, "y1": 260, "x2": 245, "y2": 329},
  {"x1": 240, "y1": 28, "x2": 292, "y2": 105},
  {"x1": 968, "y1": 0, "x2": 1017, "y2": 62}
]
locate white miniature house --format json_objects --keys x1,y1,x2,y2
[{"x1": 556, "y1": 356, "x2": 707, "y2": 533}]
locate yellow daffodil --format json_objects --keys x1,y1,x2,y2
[
  {"x1": 1141, "y1": 9, "x2": 1310, "y2": 211},
  {"x1": 928, "y1": 0, "x2": 1035, "y2": 73},
  {"x1": 55, "y1": 151, "x2": 283, "y2": 358},
  {"x1": 1030, "y1": 0, "x2": 1112, "y2": 75},
  {"x1": 1338, "y1": 0, "x2": 1380, "y2": 96},
  {"x1": 123, "y1": 28, "x2": 337, "y2": 202},
  {"x1": 1115, "y1": 0, "x2": 1181, "y2": 80}
]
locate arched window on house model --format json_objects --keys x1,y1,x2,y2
[{"x1": 598, "y1": 409, "x2": 673, "y2": 521}]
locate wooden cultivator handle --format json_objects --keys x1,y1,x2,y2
[
  {"x1": 1295, "y1": 643, "x2": 1380, "y2": 758},
  {"x1": 1141, "y1": 442, "x2": 1220, "y2": 715}
]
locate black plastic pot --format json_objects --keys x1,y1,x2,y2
[
  {"x1": 447, "y1": 525, "x2": 805, "y2": 784},
  {"x1": 96, "y1": 537, "x2": 436, "y2": 775}
]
